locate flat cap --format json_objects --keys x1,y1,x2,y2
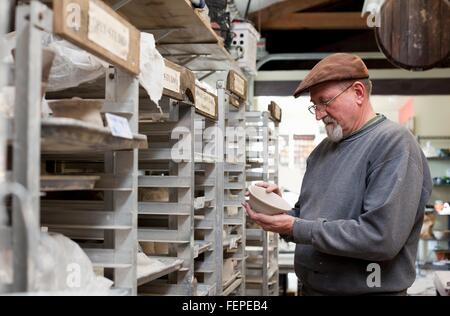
[{"x1": 293, "y1": 53, "x2": 369, "y2": 98}]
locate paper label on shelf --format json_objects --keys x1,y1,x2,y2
[
  {"x1": 233, "y1": 74, "x2": 246, "y2": 97},
  {"x1": 163, "y1": 66, "x2": 181, "y2": 93},
  {"x1": 195, "y1": 88, "x2": 216, "y2": 118},
  {"x1": 105, "y1": 113, "x2": 133, "y2": 139},
  {"x1": 88, "y1": 1, "x2": 130, "y2": 61}
]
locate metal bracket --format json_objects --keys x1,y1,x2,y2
[
  {"x1": 197, "y1": 70, "x2": 227, "y2": 81},
  {"x1": 112, "y1": 0, "x2": 133, "y2": 11},
  {"x1": 26, "y1": 0, "x2": 53, "y2": 33},
  {"x1": 142, "y1": 27, "x2": 185, "y2": 43}
]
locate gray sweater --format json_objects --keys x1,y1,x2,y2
[{"x1": 289, "y1": 116, "x2": 432, "y2": 295}]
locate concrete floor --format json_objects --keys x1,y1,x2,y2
[{"x1": 408, "y1": 270, "x2": 437, "y2": 296}]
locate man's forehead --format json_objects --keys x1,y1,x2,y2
[{"x1": 310, "y1": 82, "x2": 341, "y2": 98}]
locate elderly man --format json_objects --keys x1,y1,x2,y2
[{"x1": 243, "y1": 53, "x2": 432, "y2": 296}]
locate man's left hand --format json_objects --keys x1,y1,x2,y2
[{"x1": 242, "y1": 202, "x2": 295, "y2": 235}]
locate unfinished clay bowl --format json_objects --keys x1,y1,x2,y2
[
  {"x1": 48, "y1": 98, "x2": 104, "y2": 127},
  {"x1": 248, "y1": 185, "x2": 291, "y2": 215}
]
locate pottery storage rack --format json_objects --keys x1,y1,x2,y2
[
  {"x1": 137, "y1": 72, "x2": 221, "y2": 295},
  {"x1": 2, "y1": 0, "x2": 251, "y2": 296},
  {"x1": 3, "y1": 0, "x2": 148, "y2": 295},
  {"x1": 0, "y1": 0, "x2": 13, "y2": 295},
  {"x1": 193, "y1": 87, "x2": 220, "y2": 296},
  {"x1": 215, "y1": 72, "x2": 247, "y2": 296},
  {"x1": 245, "y1": 110, "x2": 280, "y2": 296},
  {"x1": 137, "y1": 93, "x2": 196, "y2": 295}
]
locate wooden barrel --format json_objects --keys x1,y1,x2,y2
[{"x1": 375, "y1": 0, "x2": 450, "y2": 71}]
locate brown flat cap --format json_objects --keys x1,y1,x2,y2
[{"x1": 293, "y1": 53, "x2": 369, "y2": 98}]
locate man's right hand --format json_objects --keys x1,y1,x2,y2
[{"x1": 245, "y1": 182, "x2": 282, "y2": 197}]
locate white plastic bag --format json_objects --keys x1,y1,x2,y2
[
  {"x1": 138, "y1": 33, "x2": 164, "y2": 105},
  {"x1": 46, "y1": 37, "x2": 109, "y2": 92},
  {"x1": 33, "y1": 232, "x2": 113, "y2": 295}
]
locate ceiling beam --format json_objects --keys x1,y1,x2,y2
[
  {"x1": 249, "y1": 0, "x2": 339, "y2": 28},
  {"x1": 262, "y1": 12, "x2": 368, "y2": 30}
]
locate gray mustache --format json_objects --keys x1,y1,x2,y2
[{"x1": 323, "y1": 117, "x2": 337, "y2": 124}]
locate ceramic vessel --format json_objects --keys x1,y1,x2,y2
[
  {"x1": 48, "y1": 98, "x2": 104, "y2": 127},
  {"x1": 248, "y1": 185, "x2": 291, "y2": 215}
]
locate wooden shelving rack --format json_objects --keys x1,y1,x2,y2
[{"x1": 245, "y1": 111, "x2": 280, "y2": 296}]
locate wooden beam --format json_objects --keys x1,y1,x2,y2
[
  {"x1": 249, "y1": 0, "x2": 339, "y2": 27},
  {"x1": 262, "y1": 12, "x2": 368, "y2": 30},
  {"x1": 254, "y1": 79, "x2": 450, "y2": 96}
]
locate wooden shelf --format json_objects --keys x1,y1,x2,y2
[
  {"x1": 222, "y1": 271, "x2": 242, "y2": 290},
  {"x1": 222, "y1": 278, "x2": 243, "y2": 296},
  {"x1": 105, "y1": 0, "x2": 221, "y2": 45},
  {"x1": 194, "y1": 240, "x2": 212, "y2": 258},
  {"x1": 104, "y1": 0, "x2": 242, "y2": 74},
  {"x1": 137, "y1": 256, "x2": 184, "y2": 286},
  {"x1": 245, "y1": 267, "x2": 278, "y2": 284},
  {"x1": 41, "y1": 118, "x2": 148, "y2": 153},
  {"x1": 40, "y1": 175, "x2": 100, "y2": 191}
]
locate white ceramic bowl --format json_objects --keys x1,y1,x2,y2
[{"x1": 248, "y1": 185, "x2": 291, "y2": 215}]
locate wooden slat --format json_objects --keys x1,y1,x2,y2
[
  {"x1": 137, "y1": 257, "x2": 183, "y2": 286},
  {"x1": 249, "y1": 0, "x2": 339, "y2": 27},
  {"x1": 262, "y1": 12, "x2": 368, "y2": 30},
  {"x1": 42, "y1": 209, "x2": 132, "y2": 228},
  {"x1": 138, "y1": 228, "x2": 190, "y2": 243},
  {"x1": 83, "y1": 248, "x2": 133, "y2": 268},
  {"x1": 53, "y1": 0, "x2": 140, "y2": 74},
  {"x1": 41, "y1": 118, "x2": 148, "y2": 153},
  {"x1": 138, "y1": 202, "x2": 191, "y2": 216},
  {"x1": 138, "y1": 282, "x2": 195, "y2": 296},
  {"x1": 104, "y1": 0, "x2": 221, "y2": 45}
]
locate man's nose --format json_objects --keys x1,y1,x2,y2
[{"x1": 315, "y1": 110, "x2": 327, "y2": 121}]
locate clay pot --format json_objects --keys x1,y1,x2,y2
[
  {"x1": 248, "y1": 185, "x2": 291, "y2": 215},
  {"x1": 48, "y1": 98, "x2": 104, "y2": 127}
]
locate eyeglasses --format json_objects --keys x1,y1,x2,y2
[{"x1": 308, "y1": 84, "x2": 353, "y2": 115}]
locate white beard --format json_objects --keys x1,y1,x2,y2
[{"x1": 323, "y1": 117, "x2": 344, "y2": 142}]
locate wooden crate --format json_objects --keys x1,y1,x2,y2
[
  {"x1": 268, "y1": 101, "x2": 282, "y2": 123},
  {"x1": 195, "y1": 86, "x2": 218, "y2": 120},
  {"x1": 53, "y1": 0, "x2": 140, "y2": 75},
  {"x1": 227, "y1": 70, "x2": 247, "y2": 101},
  {"x1": 163, "y1": 59, "x2": 196, "y2": 104}
]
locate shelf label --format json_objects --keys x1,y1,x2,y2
[
  {"x1": 195, "y1": 87, "x2": 217, "y2": 119},
  {"x1": 233, "y1": 74, "x2": 245, "y2": 97},
  {"x1": 105, "y1": 113, "x2": 133, "y2": 139},
  {"x1": 88, "y1": 1, "x2": 130, "y2": 61},
  {"x1": 227, "y1": 70, "x2": 247, "y2": 100},
  {"x1": 163, "y1": 66, "x2": 181, "y2": 94}
]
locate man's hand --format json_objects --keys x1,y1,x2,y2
[
  {"x1": 252, "y1": 182, "x2": 282, "y2": 197},
  {"x1": 242, "y1": 202, "x2": 295, "y2": 235}
]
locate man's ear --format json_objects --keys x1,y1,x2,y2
[{"x1": 353, "y1": 81, "x2": 365, "y2": 106}]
